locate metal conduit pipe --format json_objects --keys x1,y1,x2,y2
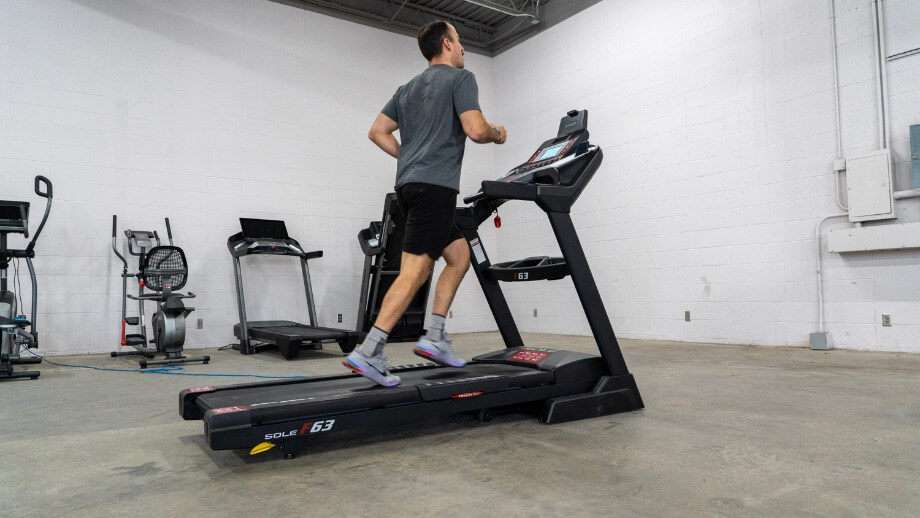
[
  {"x1": 815, "y1": 214, "x2": 849, "y2": 334},
  {"x1": 829, "y1": 0, "x2": 843, "y2": 160},
  {"x1": 877, "y1": 0, "x2": 891, "y2": 151},
  {"x1": 871, "y1": 1, "x2": 886, "y2": 148},
  {"x1": 829, "y1": 0, "x2": 847, "y2": 211},
  {"x1": 893, "y1": 188, "x2": 920, "y2": 200}
]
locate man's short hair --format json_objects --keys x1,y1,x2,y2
[{"x1": 417, "y1": 21, "x2": 452, "y2": 61}]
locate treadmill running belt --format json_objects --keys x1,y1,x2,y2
[
  {"x1": 194, "y1": 363, "x2": 554, "y2": 422},
  {"x1": 247, "y1": 325, "x2": 348, "y2": 340}
]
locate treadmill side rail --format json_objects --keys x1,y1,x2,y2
[{"x1": 201, "y1": 378, "x2": 598, "y2": 452}]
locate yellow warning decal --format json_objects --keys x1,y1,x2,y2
[{"x1": 250, "y1": 442, "x2": 276, "y2": 455}]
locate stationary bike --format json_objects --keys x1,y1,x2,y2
[
  {"x1": 1, "y1": 176, "x2": 52, "y2": 381},
  {"x1": 111, "y1": 215, "x2": 209, "y2": 368}
]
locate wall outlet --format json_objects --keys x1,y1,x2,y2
[
  {"x1": 196, "y1": 318, "x2": 203, "y2": 329},
  {"x1": 533, "y1": 309, "x2": 538, "y2": 317},
  {"x1": 337, "y1": 313, "x2": 342, "y2": 323},
  {"x1": 449, "y1": 310, "x2": 453, "y2": 318},
  {"x1": 882, "y1": 313, "x2": 891, "y2": 326},
  {"x1": 684, "y1": 311, "x2": 691, "y2": 322}
]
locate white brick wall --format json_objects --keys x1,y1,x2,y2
[
  {"x1": 2, "y1": 0, "x2": 917, "y2": 355},
  {"x1": 490, "y1": 0, "x2": 920, "y2": 351},
  {"x1": 0, "y1": 0, "x2": 496, "y2": 355}
]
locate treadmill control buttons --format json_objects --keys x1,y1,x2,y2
[
  {"x1": 211, "y1": 406, "x2": 247, "y2": 414},
  {"x1": 508, "y1": 350, "x2": 551, "y2": 363}
]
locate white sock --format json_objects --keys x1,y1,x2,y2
[{"x1": 427, "y1": 313, "x2": 447, "y2": 341}]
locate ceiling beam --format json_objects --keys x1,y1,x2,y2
[
  {"x1": 270, "y1": 0, "x2": 497, "y2": 54},
  {"x1": 491, "y1": 0, "x2": 603, "y2": 55},
  {"x1": 461, "y1": 0, "x2": 537, "y2": 20}
]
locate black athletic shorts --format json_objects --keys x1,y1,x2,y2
[{"x1": 395, "y1": 182, "x2": 464, "y2": 260}]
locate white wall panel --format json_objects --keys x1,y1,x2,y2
[
  {"x1": 491, "y1": 0, "x2": 920, "y2": 351},
  {"x1": 0, "y1": 0, "x2": 496, "y2": 355}
]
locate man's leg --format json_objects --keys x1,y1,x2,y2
[
  {"x1": 431, "y1": 237, "x2": 470, "y2": 318},
  {"x1": 373, "y1": 251, "x2": 434, "y2": 333},
  {"x1": 414, "y1": 237, "x2": 470, "y2": 367},
  {"x1": 344, "y1": 251, "x2": 433, "y2": 387}
]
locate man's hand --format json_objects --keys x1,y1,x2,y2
[
  {"x1": 491, "y1": 125, "x2": 507, "y2": 144},
  {"x1": 368, "y1": 113, "x2": 400, "y2": 158},
  {"x1": 460, "y1": 110, "x2": 507, "y2": 145}
]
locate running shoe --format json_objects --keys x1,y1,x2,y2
[
  {"x1": 343, "y1": 350, "x2": 401, "y2": 387},
  {"x1": 413, "y1": 335, "x2": 467, "y2": 368}
]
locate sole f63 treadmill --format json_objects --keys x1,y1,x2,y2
[
  {"x1": 181, "y1": 110, "x2": 643, "y2": 458},
  {"x1": 228, "y1": 218, "x2": 358, "y2": 359}
]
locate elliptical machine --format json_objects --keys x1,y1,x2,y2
[
  {"x1": 111, "y1": 215, "x2": 209, "y2": 368},
  {"x1": 0, "y1": 176, "x2": 52, "y2": 381}
]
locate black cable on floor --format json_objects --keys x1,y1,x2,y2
[{"x1": 20, "y1": 349, "x2": 308, "y2": 379}]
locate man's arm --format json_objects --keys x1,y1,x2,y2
[
  {"x1": 368, "y1": 112, "x2": 400, "y2": 158},
  {"x1": 459, "y1": 110, "x2": 506, "y2": 145}
]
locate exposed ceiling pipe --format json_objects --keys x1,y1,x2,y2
[
  {"x1": 292, "y1": 0, "x2": 493, "y2": 49},
  {"x1": 389, "y1": 0, "x2": 408, "y2": 23},
  {"x1": 462, "y1": 0, "x2": 540, "y2": 23}
]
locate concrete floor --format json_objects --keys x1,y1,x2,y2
[{"x1": 1, "y1": 332, "x2": 919, "y2": 517}]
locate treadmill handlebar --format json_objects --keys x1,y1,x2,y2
[
  {"x1": 463, "y1": 145, "x2": 601, "y2": 212},
  {"x1": 462, "y1": 191, "x2": 486, "y2": 205}
]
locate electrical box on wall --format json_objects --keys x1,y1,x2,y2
[
  {"x1": 846, "y1": 149, "x2": 894, "y2": 222},
  {"x1": 828, "y1": 221, "x2": 920, "y2": 252}
]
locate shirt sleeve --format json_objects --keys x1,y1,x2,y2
[
  {"x1": 381, "y1": 91, "x2": 399, "y2": 122},
  {"x1": 453, "y1": 71, "x2": 481, "y2": 116}
]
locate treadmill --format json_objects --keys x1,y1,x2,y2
[
  {"x1": 356, "y1": 192, "x2": 432, "y2": 342},
  {"x1": 228, "y1": 218, "x2": 358, "y2": 359},
  {"x1": 182, "y1": 110, "x2": 643, "y2": 458}
]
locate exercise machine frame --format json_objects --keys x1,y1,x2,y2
[
  {"x1": 228, "y1": 218, "x2": 359, "y2": 359},
  {"x1": 111, "y1": 215, "x2": 209, "y2": 368},
  {"x1": 1, "y1": 176, "x2": 52, "y2": 381},
  {"x1": 356, "y1": 192, "x2": 432, "y2": 342}
]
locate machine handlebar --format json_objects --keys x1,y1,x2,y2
[
  {"x1": 25, "y1": 176, "x2": 53, "y2": 254},
  {"x1": 165, "y1": 218, "x2": 174, "y2": 245},
  {"x1": 111, "y1": 215, "x2": 128, "y2": 268},
  {"x1": 463, "y1": 192, "x2": 486, "y2": 205},
  {"x1": 34, "y1": 176, "x2": 52, "y2": 198}
]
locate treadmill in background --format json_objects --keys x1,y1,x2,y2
[
  {"x1": 228, "y1": 218, "x2": 358, "y2": 359},
  {"x1": 356, "y1": 192, "x2": 432, "y2": 342}
]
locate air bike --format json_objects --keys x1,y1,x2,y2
[
  {"x1": 179, "y1": 110, "x2": 643, "y2": 458},
  {"x1": 111, "y1": 216, "x2": 209, "y2": 368}
]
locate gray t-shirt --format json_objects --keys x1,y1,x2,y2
[{"x1": 381, "y1": 64, "x2": 481, "y2": 192}]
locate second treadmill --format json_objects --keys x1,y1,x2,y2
[{"x1": 228, "y1": 218, "x2": 358, "y2": 359}]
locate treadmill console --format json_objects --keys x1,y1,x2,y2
[
  {"x1": 228, "y1": 218, "x2": 309, "y2": 257},
  {"x1": 498, "y1": 109, "x2": 590, "y2": 186},
  {"x1": 0, "y1": 201, "x2": 29, "y2": 234}
]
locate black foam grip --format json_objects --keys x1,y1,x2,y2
[{"x1": 34, "y1": 175, "x2": 52, "y2": 198}]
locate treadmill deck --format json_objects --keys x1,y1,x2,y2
[{"x1": 191, "y1": 362, "x2": 555, "y2": 421}]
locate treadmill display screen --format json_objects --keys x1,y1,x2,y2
[
  {"x1": 240, "y1": 218, "x2": 289, "y2": 239},
  {"x1": 535, "y1": 142, "x2": 567, "y2": 162}
]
